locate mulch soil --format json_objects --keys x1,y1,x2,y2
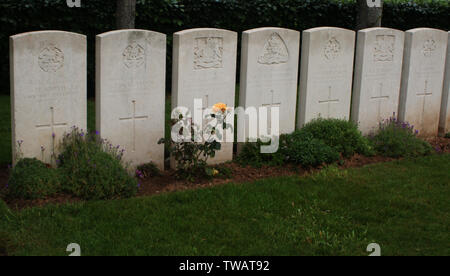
[{"x1": 1, "y1": 136, "x2": 449, "y2": 211}]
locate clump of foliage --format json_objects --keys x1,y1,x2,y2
[
  {"x1": 7, "y1": 158, "x2": 60, "y2": 200},
  {"x1": 238, "y1": 130, "x2": 340, "y2": 168},
  {"x1": 136, "y1": 162, "x2": 161, "y2": 179},
  {"x1": 0, "y1": 198, "x2": 9, "y2": 218},
  {"x1": 301, "y1": 118, "x2": 374, "y2": 157},
  {"x1": 58, "y1": 127, "x2": 138, "y2": 200},
  {"x1": 237, "y1": 138, "x2": 286, "y2": 168},
  {"x1": 369, "y1": 117, "x2": 433, "y2": 158},
  {"x1": 161, "y1": 103, "x2": 233, "y2": 181},
  {"x1": 205, "y1": 165, "x2": 233, "y2": 180},
  {"x1": 280, "y1": 131, "x2": 340, "y2": 167},
  {"x1": 445, "y1": 133, "x2": 450, "y2": 139}
]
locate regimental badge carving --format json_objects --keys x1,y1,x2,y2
[
  {"x1": 38, "y1": 43, "x2": 64, "y2": 73},
  {"x1": 123, "y1": 42, "x2": 146, "y2": 68},
  {"x1": 194, "y1": 37, "x2": 223, "y2": 69},
  {"x1": 422, "y1": 39, "x2": 436, "y2": 57},
  {"x1": 373, "y1": 35, "x2": 395, "y2": 62},
  {"x1": 258, "y1": 33, "x2": 289, "y2": 65},
  {"x1": 323, "y1": 37, "x2": 341, "y2": 61}
]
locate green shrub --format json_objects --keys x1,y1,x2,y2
[
  {"x1": 136, "y1": 162, "x2": 161, "y2": 179},
  {"x1": 280, "y1": 131, "x2": 340, "y2": 167},
  {"x1": 237, "y1": 138, "x2": 287, "y2": 168},
  {"x1": 301, "y1": 118, "x2": 374, "y2": 157},
  {"x1": 445, "y1": 133, "x2": 450, "y2": 139},
  {"x1": 58, "y1": 127, "x2": 138, "y2": 200},
  {"x1": 0, "y1": 198, "x2": 8, "y2": 216},
  {"x1": 7, "y1": 158, "x2": 60, "y2": 200},
  {"x1": 369, "y1": 117, "x2": 433, "y2": 158}
]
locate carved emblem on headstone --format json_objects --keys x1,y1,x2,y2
[
  {"x1": 123, "y1": 42, "x2": 146, "y2": 68},
  {"x1": 38, "y1": 43, "x2": 64, "y2": 73},
  {"x1": 422, "y1": 39, "x2": 436, "y2": 57},
  {"x1": 323, "y1": 37, "x2": 341, "y2": 61},
  {"x1": 194, "y1": 37, "x2": 223, "y2": 69},
  {"x1": 373, "y1": 35, "x2": 395, "y2": 62},
  {"x1": 258, "y1": 33, "x2": 289, "y2": 65}
]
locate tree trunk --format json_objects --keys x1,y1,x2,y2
[
  {"x1": 116, "y1": 0, "x2": 136, "y2": 29},
  {"x1": 356, "y1": 0, "x2": 384, "y2": 31}
]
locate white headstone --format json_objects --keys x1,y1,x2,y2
[
  {"x1": 96, "y1": 30, "x2": 166, "y2": 169},
  {"x1": 10, "y1": 31, "x2": 86, "y2": 165},
  {"x1": 439, "y1": 32, "x2": 450, "y2": 135},
  {"x1": 399, "y1": 28, "x2": 448, "y2": 137},
  {"x1": 352, "y1": 28, "x2": 405, "y2": 135},
  {"x1": 172, "y1": 28, "x2": 237, "y2": 164},
  {"x1": 239, "y1": 27, "x2": 300, "y2": 139},
  {"x1": 297, "y1": 27, "x2": 355, "y2": 127}
]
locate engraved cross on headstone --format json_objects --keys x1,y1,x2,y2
[
  {"x1": 262, "y1": 90, "x2": 281, "y2": 133},
  {"x1": 119, "y1": 100, "x2": 148, "y2": 152},
  {"x1": 371, "y1": 83, "x2": 390, "y2": 122},
  {"x1": 416, "y1": 80, "x2": 432, "y2": 128},
  {"x1": 318, "y1": 86, "x2": 339, "y2": 118},
  {"x1": 35, "y1": 106, "x2": 67, "y2": 153}
]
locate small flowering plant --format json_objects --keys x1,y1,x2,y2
[
  {"x1": 368, "y1": 114, "x2": 433, "y2": 158},
  {"x1": 57, "y1": 126, "x2": 138, "y2": 200},
  {"x1": 159, "y1": 102, "x2": 233, "y2": 181}
]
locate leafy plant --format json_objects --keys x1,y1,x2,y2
[
  {"x1": 445, "y1": 133, "x2": 450, "y2": 139},
  {"x1": 280, "y1": 130, "x2": 340, "y2": 167},
  {"x1": 160, "y1": 103, "x2": 233, "y2": 181},
  {"x1": 7, "y1": 158, "x2": 61, "y2": 200},
  {"x1": 237, "y1": 137, "x2": 286, "y2": 168},
  {"x1": 369, "y1": 116, "x2": 433, "y2": 158},
  {"x1": 206, "y1": 165, "x2": 232, "y2": 179},
  {"x1": 301, "y1": 118, "x2": 374, "y2": 157},
  {"x1": 0, "y1": 198, "x2": 9, "y2": 218},
  {"x1": 136, "y1": 162, "x2": 161, "y2": 178},
  {"x1": 57, "y1": 127, "x2": 138, "y2": 200}
]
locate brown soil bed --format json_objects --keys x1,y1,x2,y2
[{"x1": 2, "y1": 136, "x2": 449, "y2": 211}]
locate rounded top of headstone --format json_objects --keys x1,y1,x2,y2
[
  {"x1": 406, "y1": 28, "x2": 447, "y2": 35},
  {"x1": 358, "y1": 27, "x2": 403, "y2": 35},
  {"x1": 97, "y1": 29, "x2": 166, "y2": 38},
  {"x1": 10, "y1": 30, "x2": 85, "y2": 41},
  {"x1": 174, "y1": 28, "x2": 236, "y2": 37},
  {"x1": 303, "y1": 26, "x2": 354, "y2": 34},
  {"x1": 243, "y1": 27, "x2": 299, "y2": 35}
]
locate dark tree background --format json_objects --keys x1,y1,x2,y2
[
  {"x1": 356, "y1": 0, "x2": 384, "y2": 30},
  {"x1": 116, "y1": 0, "x2": 137, "y2": 29}
]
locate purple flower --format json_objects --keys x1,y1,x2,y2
[
  {"x1": 95, "y1": 131, "x2": 100, "y2": 136},
  {"x1": 52, "y1": 132, "x2": 56, "y2": 138}
]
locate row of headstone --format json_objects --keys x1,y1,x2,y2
[{"x1": 10, "y1": 27, "x2": 450, "y2": 169}]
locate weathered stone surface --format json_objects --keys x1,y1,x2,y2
[
  {"x1": 172, "y1": 28, "x2": 237, "y2": 164},
  {"x1": 352, "y1": 27, "x2": 405, "y2": 135},
  {"x1": 96, "y1": 29, "x2": 166, "y2": 169},
  {"x1": 239, "y1": 27, "x2": 300, "y2": 139},
  {"x1": 10, "y1": 31, "x2": 86, "y2": 165},
  {"x1": 399, "y1": 28, "x2": 448, "y2": 137},
  {"x1": 297, "y1": 27, "x2": 355, "y2": 127}
]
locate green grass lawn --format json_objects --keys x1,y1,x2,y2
[{"x1": 1, "y1": 154, "x2": 449, "y2": 256}]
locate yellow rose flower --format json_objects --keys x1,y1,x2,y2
[
  {"x1": 213, "y1": 103, "x2": 227, "y2": 113},
  {"x1": 212, "y1": 169, "x2": 219, "y2": 176}
]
